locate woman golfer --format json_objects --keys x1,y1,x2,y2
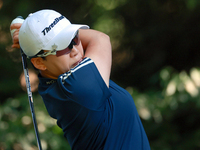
[{"x1": 11, "y1": 9, "x2": 150, "y2": 150}]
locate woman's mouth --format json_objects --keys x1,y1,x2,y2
[{"x1": 72, "y1": 59, "x2": 82, "y2": 68}]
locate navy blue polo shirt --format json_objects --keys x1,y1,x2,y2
[{"x1": 38, "y1": 57, "x2": 150, "y2": 150}]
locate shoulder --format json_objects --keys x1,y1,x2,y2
[
  {"x1": 57, "y1": 57, "x2": 111, "y2": 109},
  {"x1": 60, "y1": 57, "x2": 94, "y2": 81}
]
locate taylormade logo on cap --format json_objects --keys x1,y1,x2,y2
[{"x1": 42, "y1": 15, "x2": 64, "y2": 36}]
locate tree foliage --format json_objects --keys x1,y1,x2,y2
[{"x1": 0, "y1": 0, "x2": 200, "y2": 149}]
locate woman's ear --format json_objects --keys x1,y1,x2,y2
[{"x1": 31, "y1": 58, "x2": 47, "y2": 70}]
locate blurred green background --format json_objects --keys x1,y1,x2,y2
[{"x1": 1, "y1": 0, "x2": 200, "y2": 149}]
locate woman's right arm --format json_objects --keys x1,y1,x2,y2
[{"x1": 79, "y1": 29, "x2": 112, "y2": 87}]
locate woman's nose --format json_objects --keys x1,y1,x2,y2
[{"x1": 70, "y1": 45, "x2": 79, "y2": 57}]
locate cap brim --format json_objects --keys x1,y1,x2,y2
[{"x1": 43, "y1": 24, "x2": 89, "y2": 51}]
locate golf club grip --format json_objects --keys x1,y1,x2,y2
[
  {"x1": 10, "y1": 16, "x2": 24, "y2": 37},
  {"x1": 11, "y1": 16, "x2": 42, "y2": 150}
]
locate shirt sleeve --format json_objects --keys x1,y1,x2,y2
[{"x1": 57, "y1": 57, "x2": 111, "y2": 111}]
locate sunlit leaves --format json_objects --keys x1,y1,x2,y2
[
  {"x1": 127, "y1": 67, "x2": 200, "y2": 121},
  {"x1": 0, "y1": 94, "x2": 69, "y2": 150}
]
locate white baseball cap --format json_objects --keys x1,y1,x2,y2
[{"x1": 19, "y1": 9, "x2": 89, "y2": 57}]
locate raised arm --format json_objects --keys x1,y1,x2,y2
[{"x1": 79, "y1": 29, "x2": 112, "y2": 87}]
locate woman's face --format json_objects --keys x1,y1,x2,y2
[{"x1": 40, "y1": 41, "x2": 84, "y2": 79}]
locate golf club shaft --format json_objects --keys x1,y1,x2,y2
[
  {"x1": 21, "y1": 49, "x2": 42, "y2": 150},
  {"x1": 10, "y1": 16, "x2": 42, "y2": 150}
]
